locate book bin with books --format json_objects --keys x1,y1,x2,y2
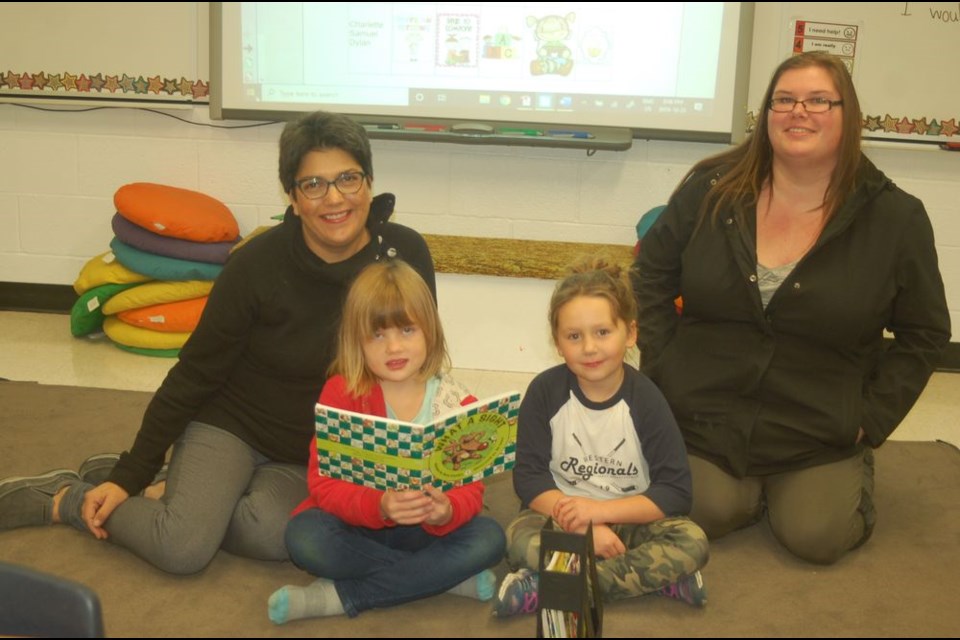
[{"x1": 537, "y1": 520, "x2": 604, "y2": 638}]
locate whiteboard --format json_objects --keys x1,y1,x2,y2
[
  {"x1": 748, "y1": 2, "x2": 960, "y2": 143},
  {"x1": 0, "y1": 2, "x2": 208, "y2": 103}
]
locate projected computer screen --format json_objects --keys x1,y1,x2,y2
[{"x1": 212, "y1": 2, "x2": 751, "y2": 142}]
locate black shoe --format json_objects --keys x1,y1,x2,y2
[
  {"x1": 78, "y1": 453, "x2": 120, "y2": 486},
  {"x1": 79, "y1": 453, "x2": 168, "y2": 488},
  {"x1": 0, "y1": 469, "x2": 80, "y2": 530}
]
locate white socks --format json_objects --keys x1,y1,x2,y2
[
  {"x1": 268, "y1": 569, "x2": 497, "y2": 624},
  {"x1": 447, "y1": 569, "x2": 496, "y2": 601},
  {"x1": 268, "y1": 578, "x2": 344, "y2": 624}
]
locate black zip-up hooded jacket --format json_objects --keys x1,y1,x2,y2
[{"x1": 635, "y1": 156, "x2": 950, "y2": 477}]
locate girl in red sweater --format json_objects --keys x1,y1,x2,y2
[{"x1": 268, "y1": 259, "x2": 505, "y2": 623}]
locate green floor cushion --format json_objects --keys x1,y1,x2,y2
[
  {"x1": 116, "y1": 296, "x2": 208, "y2": 333},
  {"x1": 110, "y1": 237, "x2": 223, "y2": 282},
  {"x1": 112, "y1": 213, "x2": 238, "y2": 264},
  {"x1": 112, "y1": 343, "x2": 181, "y2": 358},
  {"x1": 101, "y1": 280, "x2": 214, "y2": 316},
  {"x1": 70, "y1": 282, "x2": 140, "y2": 337},
  {"x1": 114, "y1": 182, "x2": 239, "y2": 243},
  {"x1": 73, "y1": 251, "x2": 152, "y2": 295},
  {"x1": 103, "y1": 316, "x2": 191, "y2": 350}
]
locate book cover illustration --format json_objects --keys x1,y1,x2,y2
[{"x1": 315, "y1": 391, "x2": 521, "y2": 491}]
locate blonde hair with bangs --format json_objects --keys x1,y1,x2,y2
[{"x1": 331, "y1": 259, "x2": 448, "y2": 396}]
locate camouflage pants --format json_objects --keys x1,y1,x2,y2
[{"x1": 506, "y1": 510, "x2": 709, "y2": 602}]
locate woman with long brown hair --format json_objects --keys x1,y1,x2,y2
[{"x1": 634, "y1": 52, "x2": 950, "y2": 564}]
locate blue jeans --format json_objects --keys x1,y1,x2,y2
[{"x1": 285, "y1": 508, "x2": 505, "y2": 617}]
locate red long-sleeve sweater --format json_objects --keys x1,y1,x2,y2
[{"x1": 293, "y1": 374, "x2": 483, "y2": 537}]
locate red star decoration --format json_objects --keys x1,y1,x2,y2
[
  {"x1": 33, "y1": 72, "x2": 49, "y2": 90},
  {"x1": 895, "y1": 117, "x2": 915, "y2": 135},
  {"x1": 863, "y1": 115, "x2": 882, "y2": 132},
  {"x1": 940, "y1": 119, "x2": 959, "y2": 137},
  {"x1": 147, "y1": 76, "x2": 163, "y2": 93},
  {"x1": 62, "y1": 72, "x2": 78, "y2": 91},
  {"x1": 104, "y1": 75, "x2": 120, "y2": 92},
  {"x1": 76, "y1": 74, "x2": 92, "y2": 92},
  {"x1": 18, "y1": 72, "x2": 34, "y2": 90},
  {"x1": 191, "y1": 80, "x2": 209, "y2": 99},
  {"x1": 912, "y1": 118, "x2": 929, "y2": 136},
  {"x1": 881, "y1": 115, "x2": 898, "y2": 133}
]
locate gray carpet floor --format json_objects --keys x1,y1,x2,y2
[{"x1": 1, "y1": 381, "x2": 957, "y2": 637}]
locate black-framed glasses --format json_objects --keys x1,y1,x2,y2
[
  {"x1": 768, "y1": 97, "x2": 843, "y2": 113},
  {"x1": 295, "y1": 171, "x2": 367, "y2": 199}
]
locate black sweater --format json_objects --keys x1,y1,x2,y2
[{"x1": 109, "y1": 194, "x2": 435, "y2": 494}]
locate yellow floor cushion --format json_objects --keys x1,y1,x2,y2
[
  {"x1": 102, "y1": 281, "x2": 214, "y2": 316},
  {"x1": 103, "y1": 316, "x2": 191, "y2": 350}
]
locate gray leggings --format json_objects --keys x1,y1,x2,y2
[{"x1": 60, "y1": 422, "x2": 307, "y2": 574}]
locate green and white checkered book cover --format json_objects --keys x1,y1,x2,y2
[{"x1": 315, "y1": 391, "x2": 521, "y2": 491}]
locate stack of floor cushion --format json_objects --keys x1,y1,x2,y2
[{"x1": 70, "y1": 183, "x2": 240, "y2": 357}]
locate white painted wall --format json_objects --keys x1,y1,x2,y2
[{"x1": 1, "y1": 104, "x2": 958, "y2": 372}]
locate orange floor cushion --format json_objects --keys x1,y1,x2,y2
[
  {"x1": 114, "y1": 183, "x2": 239, "y2": 243},
  {"x1": 116, "y1": 296, "x2": 208, "y2": 333}
]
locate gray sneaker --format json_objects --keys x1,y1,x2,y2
[
  {"x1": 78, "y1": 453, "x2": 168, "y2": 488},
  {"x1": 78, "y1": 453, "x2": 120, "y2": 486},
  {"x1": 0, "y1": 469, "x2": 81, "y2": 530}
]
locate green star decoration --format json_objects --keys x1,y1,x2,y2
[
  {"x1": 132, "y1": 76, "x2": 148, "y2": 93},
  {"x1": 162, "y1": 77, "x2": 179, "y2": 94},
  {"x1": 89, "y1": 73, "x2": 105, "y2": 91},
  {"x1": 47, "y1": 73, "x2": 63, "y2": 91},
  {"x1": 119, "y1": 74, "x2": 135, "y2": 92},
  {"x1": 927, "y1": 120, "x2": 942, "y2": 136},
  {"x1": 863, "y1": 115, "x2": 882, "y2": 132},
  {"x1": 940, "y1": 119, "x2": 959, "y2": 137}
]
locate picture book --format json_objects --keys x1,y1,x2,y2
[{"x1": 314, "y1": 390, "x2": 521, "y2": 491}]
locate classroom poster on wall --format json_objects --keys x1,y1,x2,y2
[{"x1": 748, "y1": 2, "x2": 960, "y2": 142}]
